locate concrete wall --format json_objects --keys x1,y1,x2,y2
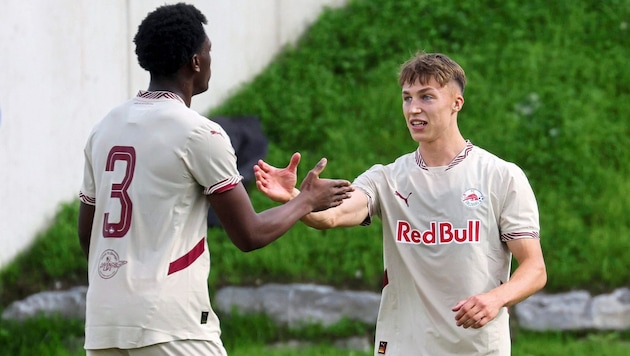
[{"x1": 0, "y1": 0, "x2": 347, "y2": 268}]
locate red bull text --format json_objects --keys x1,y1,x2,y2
[{"x1": 396, "y1": 220, "x2": 481, "y2": 245}]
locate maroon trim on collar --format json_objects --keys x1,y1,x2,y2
[
  {"x1": 415, "y1": 140, "x2": 473, "y2": 171},
  {"x1": 137, "y1": 90, "x2": 185, "y2": 104}
]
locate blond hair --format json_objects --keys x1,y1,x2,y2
[{"x1": 398, "y1": 52, "x2": 466, "y2": 94}]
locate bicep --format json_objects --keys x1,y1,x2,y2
[
  {"x1": 207, "y1": 183, "x2": 256, "y2": 232},
  {"x1": 506, "y1": 238, "x2": 545, "y2": 267}
]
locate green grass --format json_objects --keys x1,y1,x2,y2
[{"x1": 2, "y1": 0, "x2": 630, "y2": 354}]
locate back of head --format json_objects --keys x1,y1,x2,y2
[
  {"x1": 398, "y1": 52, "x2": 466, "y2": 94},
  {"x1": 134, "y1": 3, "x2": 208, "y2": 77}
]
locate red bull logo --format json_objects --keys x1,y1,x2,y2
[
  {"x1": 463, "y1": 193, "x2": 479, "y2": 201},
  {"x1": 461, "y1": 188, "x2": 484, "y2": 208},
  {"x1": 396, "y1": 220, "x2": 480, "y2": 245}
]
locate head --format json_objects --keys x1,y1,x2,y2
[
  {"x1": 398, "y1": 52, "x2": 466, "y2": 94},
  {"x1": 398, "y1": 53, "x2": 467, "y2": 144},
  {"x1": 134, "y1": 3, "x2": 211, "y2": 93}
]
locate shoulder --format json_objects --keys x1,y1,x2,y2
[
  {"x1": 376, "y1": 151, "x2": 417, "y2": 170},
  {"x1": 356, "y1": 151, "x2": 416, "y2": 183},
  {"x1": 471, "y1": 146, "x2": 523, "y2": 171},
  {"x1": 469, "y1": 146, "x2": 532, "y2": 186}
]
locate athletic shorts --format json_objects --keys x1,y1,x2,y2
[{"x1": 86, "y1": 339, "x2": 227, "y2": 356}]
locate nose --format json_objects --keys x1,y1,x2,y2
[
  {"x1": 410, "y1": 101, "x2": 422, "y2": 113},
  {"x1": 408, "y1": 97, "x2": 423, "y2": 112}
]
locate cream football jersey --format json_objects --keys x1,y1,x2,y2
[
  {"x1": 79, "y1": 91, "x2": 242, "y2": 349},
  {"x1": 353, "y1": 141, "x2": 539, "y2": 356}
]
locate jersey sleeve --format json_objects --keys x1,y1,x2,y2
[
  {"x1": 499, "y1": 164, "x2": 540, "y2": 241},
  {"x1": 79, "y1": 136, "x2": 96, "y2": 205},
  {"x1": 352, "y1": 164, "x2": 385, "y2": 226},
  {"x1": 184, "y1": 121, "x2": 243, "y2": 195}
]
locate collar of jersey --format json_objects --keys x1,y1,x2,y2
[
  {"x1": 415, "y1": 140, "x2": 473, "y2": 172},
  {"x1": 136, "y1": 90, "x2": 185, "y2": 104}
]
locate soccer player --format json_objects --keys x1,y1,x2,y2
[
  {"x1": 254, "y1": 52, "x2": 547, "y2": 355},
  {"x1": 77, "y1": 3, "x2": 352, "y2": 355}
]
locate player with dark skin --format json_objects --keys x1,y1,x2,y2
[
  {"x1": 78, "y1": 5, "x2": 355, "y2": 354},
  {"x1": 78, "y1": 9, "x2": 353, "y2": 257}
]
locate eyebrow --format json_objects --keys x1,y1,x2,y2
[{"x1": 401, "y1": 87, "x2": 436, "y2": 95}]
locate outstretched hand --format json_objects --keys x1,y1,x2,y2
[
  {"x1": 254, "y1": 152, "x2": 301, "y2": 203},
  {"x1": 298, "y1": 157, "x2": 354, "y2": 212},
  {"x1": 254, "y1": 152, "x2": 353, "y2": 211}
]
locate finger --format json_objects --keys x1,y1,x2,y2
[
  {"x1": 253, "y1": 168, "x2": 268, "y2": 182},
  {"x1": 309, "y1": 157, "x2": 328, "y2": 177},
  {"x1": 287, "y1": 152, "x2": 301, "y2": 171},
  {"x1": 329, "y1": 179, "x2": 352, "y2": 187},
  {"x1": 473, "y1": 317, "x2": 486, "y2": 329},
  {"x1": 257, "y1": 159, "x2": 273, "y2": 173},
  {"x1": 452, "y1": 299, "x2": 466, "y2": 312}
]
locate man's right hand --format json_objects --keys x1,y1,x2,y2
[
  {"x1": 254, "y1": 152, "x2": 353, "y2": 211},
  {"x1": 299, "y1": 157, "x2": 353, "y2": 212}
]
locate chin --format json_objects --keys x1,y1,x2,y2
[{"x1": 193, "y1": 86, "x2": 209, "y2": 96}]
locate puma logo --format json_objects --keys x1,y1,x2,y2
[{"x1": 395, "y1": 191, "x2": 412, "y2": 207}]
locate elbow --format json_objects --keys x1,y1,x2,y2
[
  {"x1": 533, "y1": 263, "x2": 548, "y2": 292},
  {"x1": 538, "y1": 267, "x2": 548, "y2": 291},
  {"x1": 235, "y1": 242, "x2": 260, "y2": 253},
  {"x1": 231, "y1": 232, "x2": 266, "y2": 253}
]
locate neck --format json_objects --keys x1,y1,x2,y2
[
  {"x1": 148, "y1": 77, "x2": 193, "y2": 107},
  {"x1": 418, "y1": 136, "x2": 467, "y2": 167}
]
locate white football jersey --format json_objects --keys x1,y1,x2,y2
[
  {"x1": 79, "y1": 91, "x2": 242, "y2": 349},
  {"x1": 353, "y1": 141, "x2": 539, "y2": 356}
]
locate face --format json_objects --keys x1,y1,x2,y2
[
  {"x1": 192, "y1": 36, "x2": 212, "y2": 95},
  {"x1": 401, "y1": 78, "x2": 463, "y2": 145}
]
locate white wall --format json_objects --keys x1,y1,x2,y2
[{"x1": 0, "y1": 0, "x2": 347, "y2": 268}]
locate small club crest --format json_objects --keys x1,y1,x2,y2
[{"x1": 461, "y1": 188, "x2": 484, "y2": 208}]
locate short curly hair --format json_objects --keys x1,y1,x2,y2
[{"x1": 134, "y1": 3, "x2": 208, "y2": 77}]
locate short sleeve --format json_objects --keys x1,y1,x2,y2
[
  {"x1": 499, "y1": 164, "x2": 540, "y2": 241},
  {"x1": 79, "y1": 137, "x2": 96, "y2": 205},
  {"x1": 352, "y1": 164, "x2": 385, "y2": 226},
  {"x1": 184, "y1": 122, "x2": 243, "y2": 195}
]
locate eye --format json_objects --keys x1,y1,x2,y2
[
  {"x1": 422, "y1": 95, "x2": 433, "y2": 100},
  {"x1": 403, "y1": 96, "x2": 412, "y2": 103}
]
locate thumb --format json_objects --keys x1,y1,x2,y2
[
  {"x1": 309, "y1": 157, "x2": 328, "y2": 177},
  {"x1": 287, "y1": 152, "x2": 301, "y2": 171}
]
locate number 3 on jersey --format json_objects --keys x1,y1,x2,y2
[{"x1": 103, "y1": 146, "x2": 136, "y2": 238}]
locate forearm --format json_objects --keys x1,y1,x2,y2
[
  {"x1": 248, "y1": 194, "x2": 318, "y2": 247},
  {"x1": 77, "y1": 203, "x2": 95, "y2": 259},
  {"x1": 301, "y1": 189, "x2": 368, "y2": 229},
  {"x1": 278, "y1": 187, "x2": 339, "y2": 229},
  {"x1": 216, "y1": 184, "x2": 327, "y2": 252},
  {"x1": 490, "y1": 258, "x2": 547, "y2": 307},
  {"x1": 300, "y1": 211, "x2": 337, "y2": 229}
]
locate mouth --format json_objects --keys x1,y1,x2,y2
[{"x1": 410, "y1": 119, "x2": 427, "y2": 127}]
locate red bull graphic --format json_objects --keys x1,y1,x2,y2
[
  {"x1": 461, "y1": 188, "x2": 484, "y2": 208},
  {"x1": 396, "y1": 220, "x2": 481, "y2": 245},
  {"x1": 463, "y1": 193, "x2": 479, "y2": 201}
]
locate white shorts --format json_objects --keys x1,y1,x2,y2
[{"x1": 86, "y1": 339, "x2": 227, "y2": 356}]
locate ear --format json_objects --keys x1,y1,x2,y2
[
  {"x1": 191, "y1": 53, "x2": 201, "y2": 73},
  {"x1": 453, "y1": 96, "x2": 464, "y2": 112}
]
